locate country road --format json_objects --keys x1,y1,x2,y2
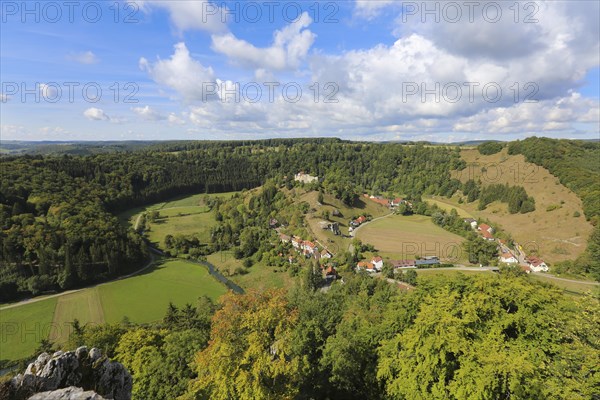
[{"x1": 0, "y1": 252, "x2": 157, "y2": 311}]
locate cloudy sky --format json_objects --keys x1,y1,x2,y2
[{"x1": 1, "y1": 0, "x2": 599, "y2": 141}]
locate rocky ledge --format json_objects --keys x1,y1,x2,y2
[{"x1": 0, "y1": 347, "x2": 132, "y2": 400}]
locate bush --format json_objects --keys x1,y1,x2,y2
[{"x1": 477, "y1": 142, "x2": 503, "y2": 155}]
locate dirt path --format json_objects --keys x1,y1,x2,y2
[{"x1": 0, "y1": 252, "x2": 156, "y2": 311}]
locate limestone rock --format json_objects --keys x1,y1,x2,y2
[
  {"x1": 28, "y1": 386, "x2": 107, "y2": 400},
  {"x1": 4, "y1": 347, "x2": 132, "y2": 400}
]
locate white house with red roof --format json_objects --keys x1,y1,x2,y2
[
  {"x1": 499, "y1": 252, "x2": 518, "y2": 264},
  {"x1": 526, "y1": 256, "x2": 549, "y2": 272}
]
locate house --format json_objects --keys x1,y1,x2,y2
[
  {"x1": 294, "y1": 172, "x2": 318, "y2": 184},
  {"x1": 499, "y1": 252, "x2": 518, "y2": 264},
  {"x1": 480, "y1": 230, "x2": 495, "y2": 241},
  {"x1": 463, "y1": 218, "x2": 477, "y2": 229},
  {"x1": 269, "y1": 218, "x2": 279, "y2": 228},
  {"x1": 356, "y1": 261, "x2": 376, "y2": 273},
  {"x1": 352, "y1": 215, "x2": 367, "y2": 226},
  {"x1": 526, "y1": 256, "x2": 549, "y2": 272},
  {"x1": 391, "y1": 198, "x2": 404, "y2": 207},
  {"x1": 478, "y1": 224, "x2": 493, "y2": 234},
  {"x1": 302, "y1": 240, "x2": 317, "y2": 255},
  {"x1": 415, "y1": 256, "x2": 440, "y2": 267},
  {"x1": 321, "y1": 249, "x2": 332, "y2": 259},
  {"x1": 390, "y1": 259, "x2": 417, "y2": 268},
  {"x1": 371, "y1": 256, "x2": 384, "y2": 271},
  {"x1": 279, "y1": 233, "x2": 291, "y2": 243},
  {"x1": 520, "y1": 265, "x2": 532, "y2": 274}
]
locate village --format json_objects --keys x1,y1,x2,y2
[{"x1": 277, "y1": 173, "x2": 550, "y2": 284}]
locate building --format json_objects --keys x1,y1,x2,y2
[
  {"x1": 371, "y1": 256, "x2": 384, "y2": 271},
  {"x1": 321, "y1": 249, "x2": 333, "y2": 259},
  {"x1": 478, "y1": 224, "x2": 493, "y2": 234},
  {"x1": 480, "y1": 229, "x2": 495, "y2": 241},
  {"x1": 279, "y1": 233, "x2": 291, "y2": 243},
  {"x1": 415, "y1": 256, "x2": 440, "y2": 267},
  {"x1": 391, "y1": 198, "x2": 404, "y2": 207},
  {"x1": 302, "y1": 241, "x2": 317, "y2": 255},
  {"x1": 499, "y1": 252, "x2": 518, "y2": 264},
  {"x1": 526, "y1": 256, "x2": 549, "y2": 272},
  {"x1": 356, "y1": 261, "x2": 376, "y2": 273},
  {"x1": 294, "y1": 172, "x2": 319, "y2": 184}
]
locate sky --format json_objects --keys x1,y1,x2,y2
[{"x1": 1, "y1": 0, "x2": 599, "y2": 142}]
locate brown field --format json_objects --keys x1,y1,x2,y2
[{"x1": 446, "y1": 148, "x2": 594, "y2": 264}]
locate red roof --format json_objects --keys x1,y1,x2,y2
[
  {"x1": 303, "y1": 241, "x2": 316, "y2": 249},
  {"x1": 526, "y1": 256, "x2": 545, "y2": 267},
  {"x1": 393, "y1": 198, "x2": 403, "y2": 204},
  {"x1": 325, "y1": 266, "x2": 337, "y2": 275},
  {"x1": 478, "y1": 224, "x2": 492, "y2": 232},
  {"x1": 481, "y1": 230, "x2": 494, "y2": 239},
  {"x1": 370, "y1": 197, "x2": 390, "y2": 206},
  {"x1": 372, "y1": 256, "x2": 383, "y2": 263}
]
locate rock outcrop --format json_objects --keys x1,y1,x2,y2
[
  {"x1": 28, "y1": 386, "x2": 107, "y2": 400},
  {"x1": 1, "y1": 347, "x2": 132, "y2": 400}
]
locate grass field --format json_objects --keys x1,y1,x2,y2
[
  {"x1": 356, "y1": 214, "x2": 466, "y2": 262},
  {"x1": 0, "y1": 298, "x2": 57, "y2": 362},
  {"x1": 99, "y1": 259, "x2": 227, "y2": 323},
  {"x1": 450, "y1": 148, "x2": 593, "y2": 264},
  {"x1": 119, "y1": 191, "x2": 238, "y2": 227},
  {"x1": 0, "y1": 259, "x2": 228, "y2": 362},
  {"x1": 50, "y1": 288, "x2": 105, "y2": 344},
  {"x1": 206, "y1": 252, "x2": 293, "y2": 291},
  {"x1": 146, "y1": 212, "x2": 216, "y2": 248}
]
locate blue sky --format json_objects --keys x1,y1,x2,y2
[{"x1": 1, "y1": 0, "x2": 599, "y2": 141}]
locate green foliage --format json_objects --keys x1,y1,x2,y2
[
  {"x1": 477, "y1": 141, "x2": 504, "y2": 155},
  {"x1": 478, "y1": 183, "x2": 536, "y2": 213},
  {"x1": 463, "y1": 233, "x2": 498, "y2": 264}
]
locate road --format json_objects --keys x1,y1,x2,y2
[{"x1": 0, "y1": 251, "x2": 156, "y2": 311}]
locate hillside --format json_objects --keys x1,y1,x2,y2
[{"x1": 447, "y1": 148, "x2": 593, "y2": 264}]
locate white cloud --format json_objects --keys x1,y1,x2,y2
[
  {"x1": 83, "y1": 107, "x2": 110, "y2": 121},
  {"x1": 354, "y1": 0, "x2": 394, "y2": 19},
  {"x1": 132, "y1": 105, "x2": 166, "y2": 121},
  {"x1": 68, "y1": 51, "x2": 99, "y2": 64},
  {"x1": 138, "y1": 0, "x2": 227, "y2": 33},
  {"x1": 210, "y1": 12, "x2": 315, "y2": 71},
  {"x1": 168, "y1": 113, "x2": 186, "y2": 125},
  {"x1": 39, "y1": 83, "x2": 60, "y2": 101},
  {"x1": 140, "y1": 42, "x2": 215, "y2": 102}
]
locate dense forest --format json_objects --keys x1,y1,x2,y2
[{"x1": 24, "y1": 270, "x2": 598, "y2": 400}]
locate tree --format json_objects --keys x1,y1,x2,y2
[{"x1": 185, "y1": 290, "x2": 303, "y2": 400}]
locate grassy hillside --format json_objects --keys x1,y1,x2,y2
[{"x1": 448, "y1": 148, "x2": 593, "y2": 264}]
